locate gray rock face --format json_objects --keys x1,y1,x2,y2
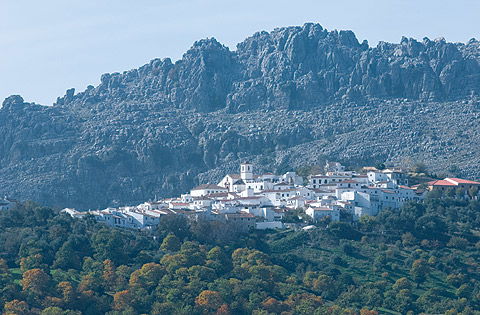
[{"x1": 1, "y1": 23, "x2": 480, "y2": 209}]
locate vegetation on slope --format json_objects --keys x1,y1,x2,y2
[{"x1": 0, "y1": 196, "x2": 480, "y2": 314}]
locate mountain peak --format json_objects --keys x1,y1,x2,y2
[
  {"x1": 1, "y1": 23, "x2": 480, "y2": 209},
  {"x1": 1, "y1": 95, "x2": 25, "y2": 110}
]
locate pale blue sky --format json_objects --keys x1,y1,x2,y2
[{"x1": 1, "y1": 0, "x2": 479, "y2": 105}]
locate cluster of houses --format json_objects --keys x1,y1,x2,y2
[{"x1": 62, "y1": 162, "x2": 480, "y2": 231}]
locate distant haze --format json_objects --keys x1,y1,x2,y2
[{"x1": 1, "y1": 0, "x2": 479, "y2": 105}]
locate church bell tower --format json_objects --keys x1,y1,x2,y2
[{"x1": 240, "y1": 162, "x2": 253, "y2": 180}]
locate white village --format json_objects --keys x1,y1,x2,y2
[{"x1": 62, "y1": 162, "x2": 480, "y2": 231}]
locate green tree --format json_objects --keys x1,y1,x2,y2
[
  {"x1": 392, "y1": 277, "x2": 413, "y2": 291},
  {"x1": 40, "y1": 307, "x2": 81, "y2": 315},
  {"x1": 22, "y1": 268, "x2": 51, "y2": 296},
  {"x1": 195, "y1": 290, "x2": 224, "y2": 313},
  {"x1": 447, "y1": 236, "x2": 469, "y2": 249},
  {"x1": 4, "y1": 300, "x2": 31, "y2": 315},
  {"x1": 410, "y1": 259, "x2": 429, "y2": 282},
  {"x1": 160, "y1": 233, "x2": 181, "y2": 252},
  {"x1": 129, "y1": 263, "x2": 164, "y2": 292}
]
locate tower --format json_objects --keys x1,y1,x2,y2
[{"x1": 240, "y1": 162, "x2": 253, "y2": 180}]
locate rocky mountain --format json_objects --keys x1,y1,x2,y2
[{"x1": 1, "y1": 23, "x2": 480, "y2": 209}]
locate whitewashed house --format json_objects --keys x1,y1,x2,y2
[
  {"x1": 306, "y1": 206, "x2": 340, "y2": 222},
  {"x1": 190, "y1": 184, "x2": 228, "y2": 197}
]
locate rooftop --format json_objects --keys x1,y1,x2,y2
[{"x1": 192, "y1": 184, "x2": 227, "y2": 190}]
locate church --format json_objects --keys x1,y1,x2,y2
[{"x1": 218, "y1": 162, "x2": 303, "y2": 193}]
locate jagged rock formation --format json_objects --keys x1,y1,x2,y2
[{"x1": 1, "y1": 24, "x2": 480, "y2": 209}]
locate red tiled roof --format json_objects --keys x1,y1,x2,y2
[
  {"x1": 446, "y1": 178, "x2": 480, "y2": 185},
  {"x1": 381, "y1": 190, "x2": 396, "y2": 194},
  {"x1": 170, "y1": 202, "x2": 190, "y2": 206},
  {"x1": 427, "y1": 180, "x2": 457, "y2": 186}
]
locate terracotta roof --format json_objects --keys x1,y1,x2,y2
[
  {"x1": 427, "y1": 180, "x2": 457, "y2": 186},
  {"x1": 381, "y1": 190, "x2": 396, "y2": 194},
  {"x1": 446, "y1": 178, "x2": 480, "y2": 185}
]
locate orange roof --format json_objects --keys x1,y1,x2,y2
[
  {"x1": 446, "y1": 178, "x2": 480, "y2": 185},
  {"x1": 427, "y1": 180, "x2": 456, "y2": 186}
]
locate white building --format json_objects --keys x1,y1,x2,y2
[
  {"x1": 190, "y1": 184, "x2": 228, "y2": 197},
  {"x1": 241, "y1": 206, "x2": 283, "y2": 222},
  {"x1": 219, "y1": 162, "x2": 303, "y2": 194},
  {"x1": 305, "y1": 206, "x2": 340, "y2": 222},
  {"x1": 325, "y1": 161, "x2": 346, "y2": 173}
]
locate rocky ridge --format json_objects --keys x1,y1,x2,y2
[{"x1": 1, "y1": 23, "x2": 479, "y2": 208}]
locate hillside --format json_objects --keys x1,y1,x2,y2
[
  {"x1": 1, "y1": 23, "x2": 480, "y2": 209},
  {"x1": 0, "y1": 197, "x2": 479, "y2": 314}
]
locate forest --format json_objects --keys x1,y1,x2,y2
[{"x1": 0, "y1": 194, "x2": 480, "y2": 315}]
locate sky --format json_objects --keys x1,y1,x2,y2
[{"x1": 1, "y1": 0, "x2": 479, "y2": 106}]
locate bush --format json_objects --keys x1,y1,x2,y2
[{"x1": 447, "y1": 236, "x2": 469, "y2": 249}]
